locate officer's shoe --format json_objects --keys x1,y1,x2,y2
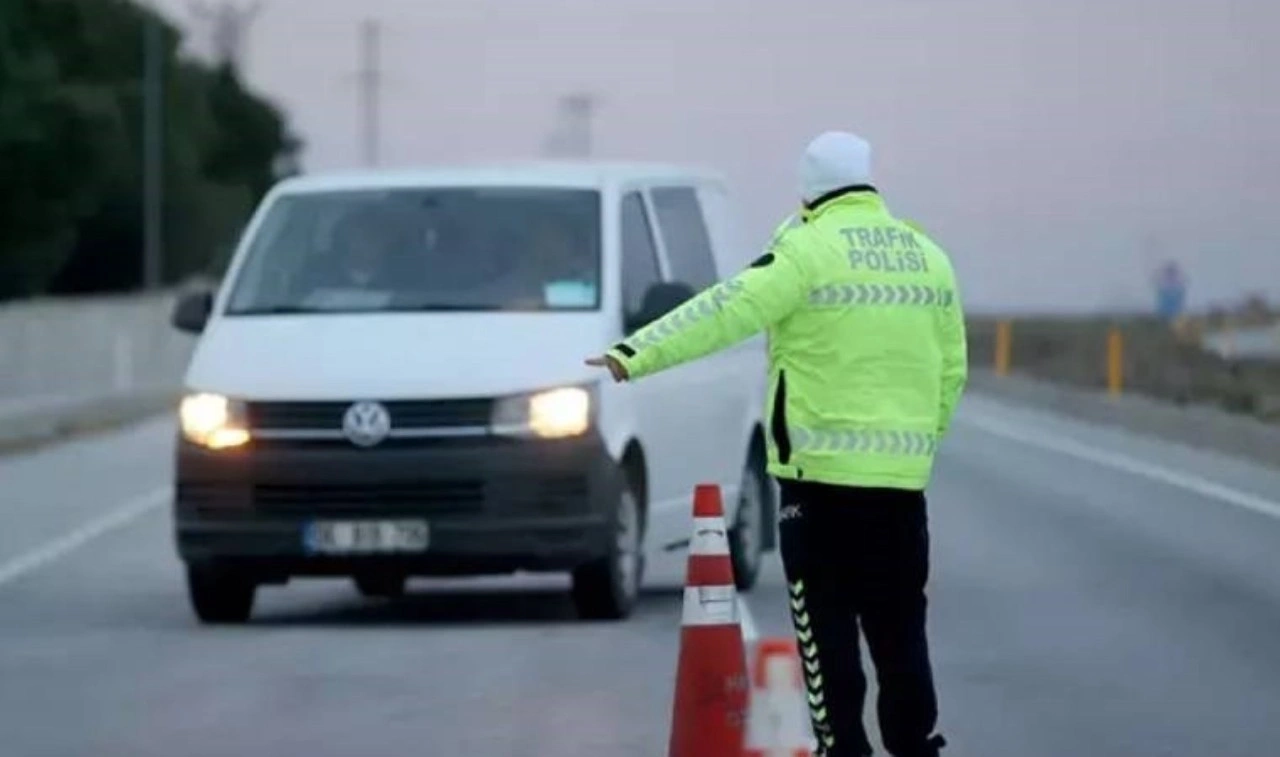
[
  {"x1": 810, "y1": 746, "x2": 873, "y2": 757},
  {"x1": 808, "y1": 742, "x2": 867, "y2": 757},
  {"x1": 899, "y1": 734, "x2": 947, "y2": 757},
  {"x1": 808, "y1": 737, "x2": 863, "y2": 757}
]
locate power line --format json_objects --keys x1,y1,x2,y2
[{"x1": 357, "y1": 18, "x2": 383, "y2": 167}]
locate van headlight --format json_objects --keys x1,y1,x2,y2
[
  {"x1": 179, "y1": 393, "x2": 251, "y2": 449},
  {"x1": 491, "y1": 386, "x2": 593, "y2": 439}
]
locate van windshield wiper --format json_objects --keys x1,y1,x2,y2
[
  {"x1": 224, "y1": 305, "x2": 331, "y2": 315},
  {"x1": 224, "y1": 303, "x2": 512, "y2": 315},
  {"x1": 396, "y1": 304, "x2": 508, "y2": 312}
]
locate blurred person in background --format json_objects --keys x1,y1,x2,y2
[{"x1": 586, "y1": 131, "x2": 966, "y2": 757}]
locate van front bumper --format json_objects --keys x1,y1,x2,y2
[{"x1": 173, "y1": 432, "x2": 623, "y2": 578}]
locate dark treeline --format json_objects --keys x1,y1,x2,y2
[{"x1": 0, "y1": 0, "x2": 301, "y2": 302}]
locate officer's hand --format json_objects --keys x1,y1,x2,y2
[{"x1": 585, "y1": 354, "x2": 629, "y2": 382}]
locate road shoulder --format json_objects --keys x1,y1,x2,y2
[
  {"x1": 0, "y1": 390, "x2": 178, "y2": 457},
  {"x1": 967, "y1": 368, "x2": 1280, "y2": 470}
]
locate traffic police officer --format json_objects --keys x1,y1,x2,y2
[{"x1": 586, "y1": 130, "x2": 966, "y2": 757}]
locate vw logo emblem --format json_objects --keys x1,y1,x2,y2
[{"x1": 342, "y1": 401, "x2": 391, "y2": 447}]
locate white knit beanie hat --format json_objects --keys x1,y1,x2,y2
[{"x1": 800, "y1": 131, "x2": 873, "y2": 204}]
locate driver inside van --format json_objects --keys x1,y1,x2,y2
[
  {"x1": 296, "y1": 204, "x2": 403, "y2": 309},
  {"x1": 488, "y1": 213, "x2": 595, "y2": 310},
  {"x1": 326, "y1": 206, "x2": 395, "y2": 289},
  {"x1": 529, "y1": 215, "x2": 596, "y2": 308}
]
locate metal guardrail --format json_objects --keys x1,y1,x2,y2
[
  {"x1": 0, "y1": 388, "x2": 179, "y2": 452},
  {"x1": 1203, "y1": 324, "x2": 1280, "y2": 359}
]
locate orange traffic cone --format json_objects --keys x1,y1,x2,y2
[
  {"x1": 667, "y1": 483, "x2": 750, "y2": 757},
  {"x1": 744, "y1": 638, "x2": 813, "y2": 757}
]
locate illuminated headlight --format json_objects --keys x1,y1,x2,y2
[
  {"x1": 491, "y1": 386, "x2": 593, "y2": 439},
  {"x1": 179, "y1": 393, "x2": 250, "y2": 449}
]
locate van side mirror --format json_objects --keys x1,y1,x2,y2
[
  {"x1": 625, "y1": 281, "x2": 698, "y2": 332},
  {"x1": 172, "y1": 290, "x2": 214, "y2": 334}
]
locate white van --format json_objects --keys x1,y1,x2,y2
[{"x1": 169, "y1": 162, "x2": 776, "y2": 624}]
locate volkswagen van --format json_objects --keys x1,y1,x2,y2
[{"x1": 169, "y1": 162, "x2": 775, "y2": 623}]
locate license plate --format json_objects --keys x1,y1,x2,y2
[{"x1": 304, "y1": 520, "x2": 430, "y2": 554}]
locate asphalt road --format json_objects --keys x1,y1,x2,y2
[{"x1": 2, "y1": 393, "x2": 1280, "y2": 757}]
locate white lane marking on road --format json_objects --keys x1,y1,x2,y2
[
  {"x1": 737, "y1": 595, "x2": 759, "y2": 643},
  {"x1": 0, "y1": 486, "x2": 169, "y2": 588},
  {"x1": 962, "y1": 413, "x2": 1280, "y2": 521}
]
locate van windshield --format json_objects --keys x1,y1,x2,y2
[{"x1": 223, "y1": 187, "x2": 602, "y2": 314}]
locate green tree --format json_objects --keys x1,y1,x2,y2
[
  {"x1": 0, "y1": 0, "x2": 125, "y2": 298},
  {"x1": 0, "y1": 0, "x2": 302, "y2": 300}
]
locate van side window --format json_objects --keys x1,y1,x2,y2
[
  {"x1": 620, "y1": 191, "x2": 662, "y2": 316},
  {"x1": 651, "y1": 186, "x2": 719, "y2": 291}
]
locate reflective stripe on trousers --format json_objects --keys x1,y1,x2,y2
[
  {"x1": 789, "y1": 578, "x2": 837, "y2": 753},
  {"x1": 788, "y1": 426, "x2": 937, "y2": 456}
]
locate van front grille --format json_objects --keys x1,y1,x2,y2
[
  {"x1": 246, "y1": 399, "x2": 494, "y2": 431},
  {"x1": 253, "y1": 481, "x2": 485, "y2": 515}
]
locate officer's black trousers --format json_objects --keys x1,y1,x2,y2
[{"x1": 776, "y1": 478, "x2": 946, "y2": 757}]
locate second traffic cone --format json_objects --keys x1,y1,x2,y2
[
  {"x1": 667, "y1": 483, "x2": 749, "y2": 757},
  {"x1": 744, "y1": 638, "x2": 813, "y2": 757}
]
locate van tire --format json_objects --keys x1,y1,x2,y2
[
  {"x1": 187, "y1": 564, "x2": 255, "y2": 625},
  {"x1": 729, "y1": 451, "x2": 768, "y2": 592},
  {"x1": 571, "y1": 469, "x2": 643, "y2": 621}
]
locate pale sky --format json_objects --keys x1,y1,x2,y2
[{"x1": 151, "y1": 0, "x2": 1278, "y2": 313}]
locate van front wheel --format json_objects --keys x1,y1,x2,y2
[
  {"x1": 729, "y1": 454, "x2": 767, "y2": 592},
  {"x1": 187, "y1": 564, "x2": 255, "y2": 625},
  {"x1": 571, "y1": 472, "x2": 643, "y2": 621}
]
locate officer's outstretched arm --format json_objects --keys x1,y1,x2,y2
[
  {"x1": 937, "y1": 278, "x2": 969, "y2": 437},
  {"x1": 605, "y1": 241, "x2": 808, "y2": 381}
]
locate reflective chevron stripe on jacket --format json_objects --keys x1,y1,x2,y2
[
  {"x1": 808, "y1": 283, "x2": 955, "y2": 308},
  {"x1": 788, "y1": 426, "x2": 938, "y2": 456}
]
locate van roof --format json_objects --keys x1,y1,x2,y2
[{"x1": 274, "y1": 160, "x2": 727, "y2": 194}]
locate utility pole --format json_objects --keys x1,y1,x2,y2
[
  {"x1": 542, "y1": 92, "x2": 598, "y2": 159},
  {"x1": 142, "y1": 13, "x2": 165, "y2": 289},
  {"x1": 189, "y1": 0, "x2": 265, "y2": 69},
  {"x1": 563, "y1": 93, "x2": 596, "y2": 157},
  {"x1": 357, "y1": 18, "x2": 383, "y2": 167}
]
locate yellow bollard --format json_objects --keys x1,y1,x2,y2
[
  {"x1": 995, "y1": 320, "x2": 1012, "y2": 377},
  {"x1": 1172, "y1": 314, "x2": 1189, "y2": 342},
  {"x1": 1107, "y1": 327, "x2": 1124, "y2": 397}
]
